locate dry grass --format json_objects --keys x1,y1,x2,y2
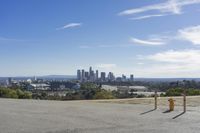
[{"x1": 94, "y1": 96, "x2": 200, "y2": 107}]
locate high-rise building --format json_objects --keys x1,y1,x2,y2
[
  {"x1": 95, "y1": 70, "x2": 98, "y2": 80},
  {"x1": 34, "y1": 76, "x2": 37, "y2": 81},
  {"x1": 101, "y1": 72, "x2": 106, "y2": 81},
  {"x1": 108, "y1": 72, "x2": 115, "y2": 81},
  {"x1": 90, "y1": 70, "x2": 95, "y2": 81},
  {"x1": 8, "y1": 77, "x2": 12, "y2": 86},
  {"x1": 89, "y1": 66, "x2": 93, "y2": 81},
  {"x1": 130, "y1": 74, "x2": 134, "y2": 82},
  {"x1": 77, "y1": 66, "x2": 133, "y2": 83},
  {"x1": 81, "y1": 69, "x2": 85, "y2": 81},
  {"x1": 116, "y1": 77, "x2": 122, "y2": 82},
  {"x1": 85, "y1": 72, "x2": 89, "y2": 80},
  {"x1": 77, "y1": 70, "x2": 81, "y2": 80},
  {"x1": 89, "y1": 66, "x2": 92, "y2": 76},
  {"x1": 122, "y1": 74, "x2": 126, "y2": 81}
]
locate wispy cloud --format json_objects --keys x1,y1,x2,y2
[
  {"x1": 178, "y1": 25, "x2": 200, "y2": 45},
  {"x1": 97, "y1": 45, "x2": 117, "y2": 48},
  {"x1": 79, "y1": 44, "x2": 133, "y2": 49},
  {"x1": 147, "y1": 49, "x2": 200, "y2": 63},
  {"x1": 0, "y1": 37, "x2": 26, "y2": 42},
  {"x1": 137, "y1": 62, "x2": 145, "y2": 65},
  {"x1": 79, "y1": 45, "x2": 91, "y2": 49},
  {"x1": 130, "y1": 14, "x2": 168, "y2": 20},
  {"x1": 97, "y1": 44, "x2": 132, "y2": 48},
  {"x1": 56, "y1": 23, "x2": 82, "y2": 30},
  {"x1": 119, "y1": 0, "x2": 200, "y2": 19},
  {"x1": 131, "y1": 25, "x2": 200, "y2": 46},
  {"x1": 130, "y1": 37, "x2": 167, "y2": 46},
  {"x1": 0, "y1": 37, "x2": 12, "y2": 41},
  {"x1": 96, "y1": 64, "x2": 117, "y2": 69},
  {"x1": 134, "y1": 49, "x2": 200, "y2": 77}
]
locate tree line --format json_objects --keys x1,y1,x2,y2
[{"x1": 1, "y1": 80, "x2": 200, "y2": 100}]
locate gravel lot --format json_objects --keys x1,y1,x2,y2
[{"x1": 0, "y1": 98, "x2": 200, "y2": 133}]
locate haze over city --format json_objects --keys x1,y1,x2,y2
[
  {"x1": 2, "y1": 1, "x2": 200, "y2": 133},
  {"x1": 1, "y1": 0, "x2": 200, "y2": 78}
]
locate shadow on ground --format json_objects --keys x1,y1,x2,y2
[
  {"x1": 140, "y1": 108, "x2": 186, "y2": 120},
  {"x1": 173, "y1": 112, "x2": 185, "y2": 119},
  {"x1": 162, "y1": 109, "x2": 186, "y2": 119},
  {"x1": 140, "y1": 109, "x2": 156, "y2": 115},
  {"x1": 163, "y1": 110, "x2": 171, "y2": 113}
]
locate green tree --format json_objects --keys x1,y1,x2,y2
[{"x1": 0, "y1": 88, "x2": 32, "y2": 99}]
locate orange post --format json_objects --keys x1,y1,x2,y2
[{"x1": 168, "y1": 98, "x2": 175, "y2": 111}]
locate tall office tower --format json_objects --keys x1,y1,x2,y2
[
  {"x1": 95, "y1": 70, "x2": 99, "y2": 81},
  {"x1": 81, "y1": 69, "x2": 85, "y2": 81},
  {"x1": 77, "y1": 70, "x2": 81, "y2": 80},
  {"x1": 85, "y1": 72, "x2": 89, "y2": 80},
  {"x1": 8, "y1": 77, "x2": 12, "y2": 85},
  {"x1": 89, "y1": 66, "x2": 92, "y2": 76},
  {"x1": 108, "y1": 72, "x2": 111, "y2": 80},
  {"x1": 112, "y1": 73, "x2": 115, "y2": 81},
  {"x1": 122, "y1": 74, "x2": 126, "y2": 81},
  {"x1": 101, "y1": 72, "x2": 106, "y2": 81},
  {"x1": 130, "y1": 74, "x2": 134, "y2": 82},
  {"x1": 90, "y1": 70, "x2": 95, "y2": 81},
  {"x1": 34, "y1": 76, "x2": 37, "y2": 81},
  {"x1": 108, "y1": 72, "x2": 115, "y2": 81}
]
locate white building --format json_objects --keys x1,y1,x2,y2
[
  {"x1": 28, "y1": 83, "x2": 50, "y2": 90},
  {"x1": 101, "y1": 85, "x2": 118, "y2": 91}
]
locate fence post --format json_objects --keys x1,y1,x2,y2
[
  {"x1": 155, "y1": 90, "x2": 157, "y2": 110},
  {"x1": 183, "y1": 89, "x2": 186, "y2": 112}
]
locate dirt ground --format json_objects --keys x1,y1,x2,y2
[
  {"x1": 94, "y1": 96, "x2": 200, "y2": 107},
  {"x1": 0, "y1": 98, "x2": 200, "y2": 133}
]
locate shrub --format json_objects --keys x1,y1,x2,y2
[
  {"x1": 136, "y1": 94, "x2": 146, "y2": 98},
  {"x1": 23, "y1": 92, "x2": 32, "y2": 99},
  {"x1": 165, "y1": 88, "x2": 183, "y2": 96},
  {"x1": 0, "y1": 88, "x2": 32, "y2": 99},
  {"x1": 94, "y1": 89, "x2": 115, "y2": 99},
  {"x1": 165, "y1": 88, "x2": 200, "y2": 96},
  {"x1": 160, "y1": 93, "x2": 166, "y2": 97},
  {"x1": 7, "y1": 90, "x2": 18, "y2": 98}
]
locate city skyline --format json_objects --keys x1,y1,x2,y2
[
  {"x1": 1, "y1": 0, "x2": 200, "y2": 78},
  {"x1": 77, "y1": 66, "x2": 134, "y2": 82}
]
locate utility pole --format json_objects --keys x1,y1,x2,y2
[
  {"x1": 183, "y1": 89, "x2": 186, "y2": 112},
  {"x1": 155, "y1": 90, "x2": 158, "y2": 110},
  {"x1": 181, "y1": 80, "x2": 186, "y2": 113}
]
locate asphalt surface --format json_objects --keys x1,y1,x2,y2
[{"x1": 0, "y1": 98, "x2": 200, "y2": 133}]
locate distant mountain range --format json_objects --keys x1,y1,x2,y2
[
  {"x1": 134, "y1": 78, "x2": 200, "y2": 82},
  {"x1": 0, "y1": 75, "x2": 76, "y2": 81},
  {"x1": 39, "y1": 75, "x2": 76, "y2": 79}
]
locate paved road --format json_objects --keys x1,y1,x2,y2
[{"x1": 0, "y1": 98, "x2": 200, "y2": 133}]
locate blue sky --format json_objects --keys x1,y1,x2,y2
[{"x1": 1, "y1": 0, "x2": 200, "y2": 77}]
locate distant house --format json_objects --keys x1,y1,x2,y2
[
  {"x1": 101, "y1": 85, "x2": 148, "y2": 93},
  {"x1": 128, "y1": 86, "x2": 148, "y2": 92},
  {"x1": 28, "y1": 83, "x2": 50, "y2": 91},
  {"x1": 117, "y1": 86, "x2": 148, "y2": 94},
  {"x1": 47, "y1": 90, "x2": 69, "y2": 97},
  {"x1": 72, "y1": 83, "x2": 81, "y2": 90},
  {"x1": 101, "y1": 85, "x2": 118, "y2": 91}
]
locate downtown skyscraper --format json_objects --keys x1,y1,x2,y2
[{"x1": 77, "y1": 66, "x2": 134, "y2": 82}]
